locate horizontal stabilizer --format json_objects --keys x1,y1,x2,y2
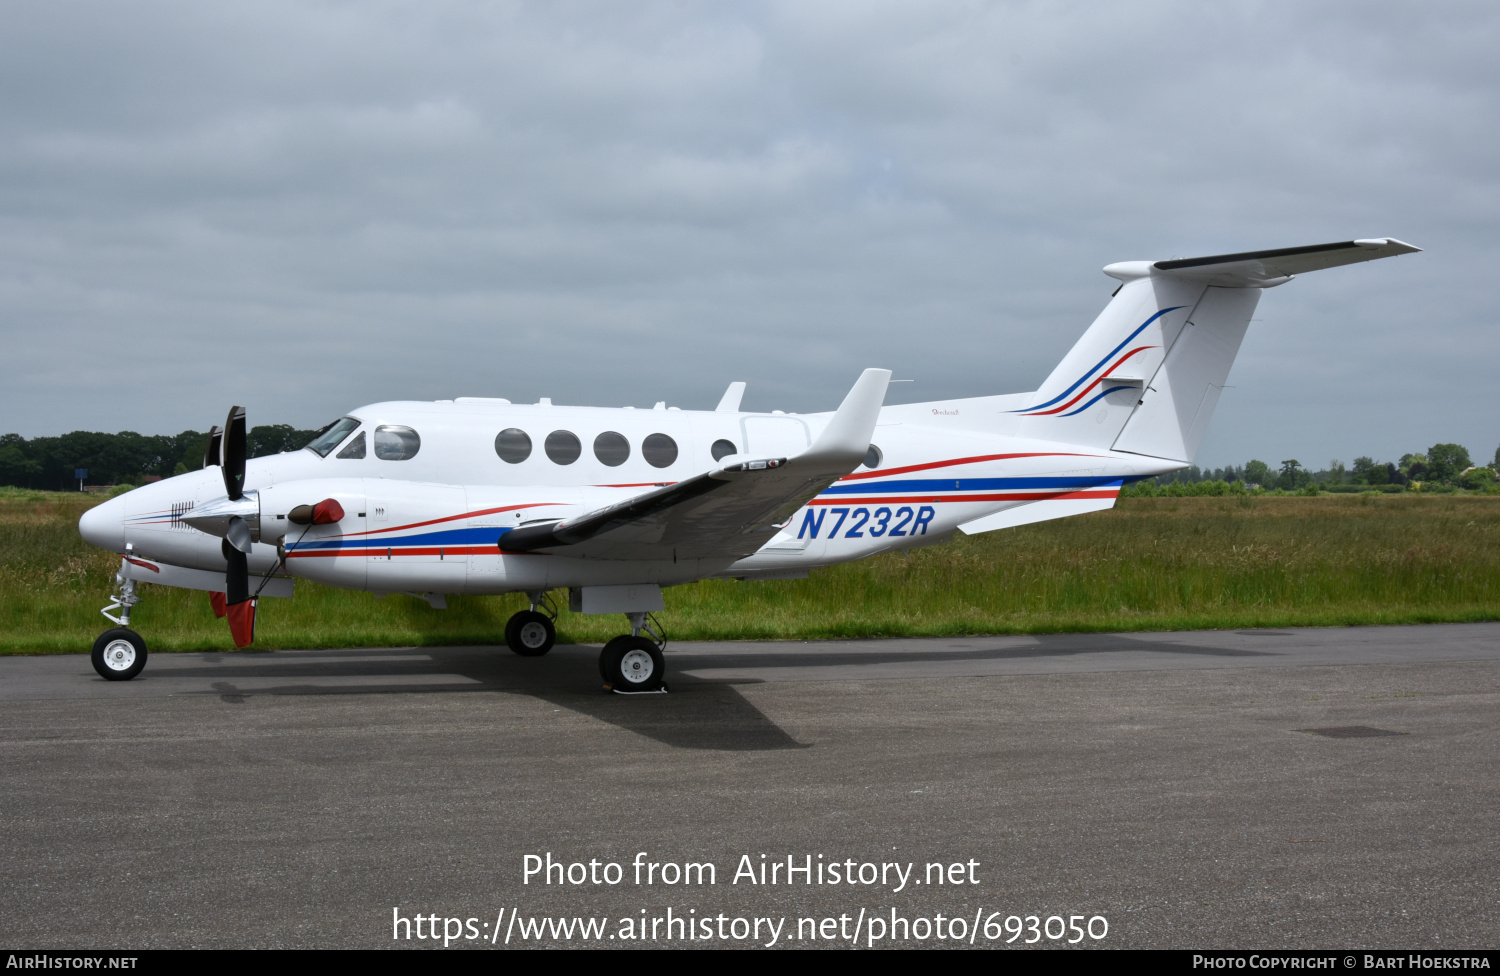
[
  {"x1": 958, "y1": 493, "x2": 1119, "y2": 535},
  {"x1": 1111, "y1": 238, "x2": 1420, "y2": 288}
]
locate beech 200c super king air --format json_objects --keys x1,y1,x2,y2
[{"x1": 78, "y1": 239, "x2": 1420, "y2": 690}]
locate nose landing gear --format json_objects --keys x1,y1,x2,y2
[
  {"x1": 504, "y1": 591, "x2": 558, "y2": 656},
  {"x1": 600, "y1": 611, "x2": 667, "y2": 693},
  {"x1": 93, "y1": 558, "x2": 146, "y2": 680}
]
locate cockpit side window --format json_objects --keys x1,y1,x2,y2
[
  {"x1": 336, "y1": 430, "x2": 366, "y2": 459},
  {"x1": 305, "y1": 417, "x2": 362, "y2": 457}
]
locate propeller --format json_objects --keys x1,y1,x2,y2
[
  {"x1": 184, "y1": 405, "x2": 341, "y2": 648},
  {"x1": 218, "y1": 406, "x2": 256, "y2": 646},
  {"x1": 184, "y1": 406, "x2": 258, "y2": 646}
]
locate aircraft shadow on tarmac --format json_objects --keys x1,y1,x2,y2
[
  {"x1": 180, "y1": 646, "x2": 807, "y2": 753},
  {"x1": 666, "y1": 633, "x2": 1276, "y2": 673},
  {"x1": 162, "y1": 632, "x2": 1276, "y2": 751}
]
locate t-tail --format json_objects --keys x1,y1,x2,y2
[{"x1": 1015, "y1": 239, "x2": 1420, "y2": 461}]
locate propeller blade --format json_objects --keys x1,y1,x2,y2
[
  {"x1": 203, "y1": 425, "x2": 222, "y2": 469},
  {"x1": 221, "y1": 406, "x2": 246, "y2": 500},
  {"x1": 220, "y1": 535, "x2": 256, "y2": 647},
  {"x1": 222, "y1": 537, "x2": 249, "y2": 605},
  {"x1": 225, "y1": 515, "x2": 254, "y2": 554}
]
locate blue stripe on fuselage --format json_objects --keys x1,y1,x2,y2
[
  {"x1": 822, "y1": 476, "x2": 1125, "y2": 495},
  {"x1": 1013, "y1": 306, "x2": 1183, "y2": 413},
  {"x1": 291, "y1": 526, "x2": 512, "y2": 552}
]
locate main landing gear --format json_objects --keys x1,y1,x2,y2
[
  {"x1": 504, "y1": 592, "x2": 558, "y2": 657},
  {"x1": 93, "y1": 557, "x2": 146, "y2": 681},
  {"x1": 600, "y1": 611, "x2": 667, "y2": 693},
  {"x1": 506, "y1": 593, "x2": 668, "y2": 692}
]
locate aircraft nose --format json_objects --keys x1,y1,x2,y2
[{"x1": 78, "y1": 494, "x2": 126, "y2": 552}]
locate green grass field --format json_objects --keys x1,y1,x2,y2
[{"x1": 3, "y1": 488, "x2": 1498, "y2": 653}]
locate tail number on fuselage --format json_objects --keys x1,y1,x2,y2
[{"x1": 798, "y1": 505, "x2": 935, "y2": 539}]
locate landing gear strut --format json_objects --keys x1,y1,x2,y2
[
  {"x1": 600, "y1": 611, "x2": 667, "y2": 693},
  {"x1": 93, "y1": 555, "x2": 147, "y2": 681},
  {"x1": 505, "y1": 591, "x2": 558, "y2": 656}
]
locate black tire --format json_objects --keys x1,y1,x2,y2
[
  {"x1": 92, "y1": 628, "x2": 147, "y2": 681},
  {"x1": 599, "y1": 635, "x2": 631, "y2": 680},
  {"x1": 504, "y1": 610, "x2": 555, "y2": 657},
  {"x1": 601, "y1": 635, "x2": 665, "y2": 692}
]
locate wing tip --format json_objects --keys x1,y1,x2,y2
[{"x1": 1354, "y1": 237, "x2": 1422, "y2": 254}]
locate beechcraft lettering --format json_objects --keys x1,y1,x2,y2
[{"x1": 78, "y1": 238, "x2": 1421, "y2": 692}]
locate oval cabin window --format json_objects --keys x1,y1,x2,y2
[
  {"x1": 710, "y1": 438, "x2": 738, "y2": 462},
  {"x1": 593, "y1": 431, "x2": 630, "y2": 467},
  {"x1": 494, "y1": 428, "x2": 532, "y2": 464},
  {"x1": 373, "y1": 426, "x2": 420, "y2": 461},
  {"x1": 863, "y1": 444, "x2": 883, "y2": 469},
  {"x1": 545, "y1": 430, "x2": 581, "y2": 465},
  {"x1": 642, "y1": 433, "x2": 678, "y2": 468}
]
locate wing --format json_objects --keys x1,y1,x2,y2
[{"x1": 500, "y1": 368, "x2": 892, "y2": 561}]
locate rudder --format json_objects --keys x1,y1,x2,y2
[{"x1": 1111, "y1": 285, "x2": 1260, "y2": 463}]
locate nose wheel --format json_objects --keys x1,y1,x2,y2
[
  {"x1": 92, "y1": 628, "x2": 147, "y2": 681},
  {"x1": 505, "y1": 609, "x2": 556, "y2": 656}
]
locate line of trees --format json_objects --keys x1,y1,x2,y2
[
  {"x1": 1143, "y1": 442, "x2": 1500, "y2": 494},
  {"x1": 2, "y1": 426, "x2": 1496, "y2": 495},
  {"x1": 0, "y1": 425, "x2": 318, "y2": 491}
]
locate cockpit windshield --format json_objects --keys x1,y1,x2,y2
[{"x1": 303, "y1": 417, "x2": 362, "y2": 457}]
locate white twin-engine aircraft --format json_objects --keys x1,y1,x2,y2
[{"x1": 79, "y1": 239, "x2": 1419, "y2": 690}]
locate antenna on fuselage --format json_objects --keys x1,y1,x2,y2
[{"x1": 715, "y1": 381, "x2": 746, "y2": 413}]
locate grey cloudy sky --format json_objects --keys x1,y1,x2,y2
[{"x1": 2, "y1": 1, "x2": 1495, "y2": 469}]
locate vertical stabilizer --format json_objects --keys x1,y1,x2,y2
[
  {"x1": 1014, "y1": 272, "x2": 1205, "y2": 449},
  {"x1": 1016, "y1": 239, "x2": 1418, "y2": 463}
]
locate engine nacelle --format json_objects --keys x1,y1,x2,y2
[{"x1": 263, "y1": 477, "x2": 593, "y2": 594}]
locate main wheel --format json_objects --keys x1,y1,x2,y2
[
  {"x1": 598, "y1": 635, "x2": 631, "y2": 680},
  {"x1": 600, "y1": 635, "x2": 665, "y2": 692},
  {"x1": 92, "y1": 628, "x2": 147, "y2": 681},
  {"x1": 504, "y1": 610, "x2": 555, "y2": 657}
]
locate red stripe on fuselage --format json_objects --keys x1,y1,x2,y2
[
  {"x1": 1023, "y1": 346, "x2": 1156, "y2": 416},
  {"x1": 807, "y1": 489, "x2": 1119, "y2": 505},
  {"x1": 335, "y1": 503, "x2": 564, "y2": 539},
  {"x1": 286, "y1": 544, "x2": 517, "y2": 559}
]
